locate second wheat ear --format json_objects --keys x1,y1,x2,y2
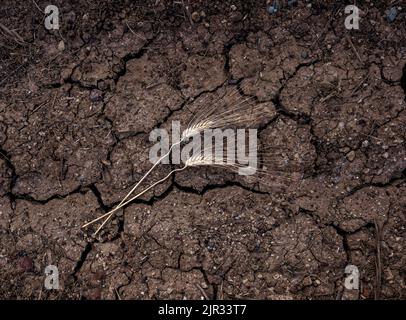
[{"x1": 82, "y1": 84, "x2": 272, "y2": 235}]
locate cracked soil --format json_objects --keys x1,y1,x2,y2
[{"x1": 0, "y1": 0, "x2": 405, "y2": 299}]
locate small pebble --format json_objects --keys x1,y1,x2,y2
[
  {"x1": 267, "y1": 1, "x2": 280, "y2": 14},
  {"x1": 90, "y1": 89, "x2": 103, "y2": 102},
  {"x1": 57, "y1": 40, "x2": 65, "y2": 51},
  {"x1": 387, "y1": 7, "x2": 397, "y2": 23},
  {"x1": 98, "y1": 80, "x2": 108, "y2": 91},
  {"x1": 18, "y1": 256, "x2": 33, "y2": 272},
  {"x1": 346, "y1": 151, "x2": 356, "y2": 162},
  {"x1": 101, "y1": 159, "x2": 111, "y2": 166},
  {"x1": 303, "y1": 276, "x2": 312, "y2": 286},
  {"x1": 191, "y1": 11, "x2": 200, "y2": 23}
]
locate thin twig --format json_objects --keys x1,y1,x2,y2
[
  {"x1": 346, "y1": 35, "x2": 363, "y2": 65},
  {"x1": 32, "y1": 0, "x2": 43, "y2": 14},
  {"x1": 195, "y1": 283, "x2": 209, "y2": 300},
  {"x1": 0, "y1": 22, "x2": 26, "y2": 45},
  {"x1": 115, "y1": 288, "x2": 122, "y2": 300},
  {"x1": 374, "y1": 220, "x2": 382, "y2": 300},
  {"x1": 351, "y1": 71, "x2": 370, "y2": 95}
]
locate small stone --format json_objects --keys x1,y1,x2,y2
[
  {"x1": 340, "y1": 147, "x2": 350, "y2": 154},
  {"x1": 387, "y1": 7, "x2": 397, "y2": 23},
  {"x1": 191, "y1": 11, "x2": 200, "y2": 23},
  {"x1": 303, "y1": 276, "x2": 312, "y2": 286},
  {"x1": 301, "y1": 51, "x2": 309, "y2": 59},
  {"x1": 267, "y1": 1, "x2": 280, "y2": 14},
  {"x1": 57, "y1": 40, "x2": 65, "y2": 51},
  {"x1": 97, "y1": 80, "x2": 108, "y2": 91},
  {"x1": 386, "y1": 268, "x2": 394, "y2": 280},
  {"x1": 90, "y1": 89, "x2": 103, "y2": 102},
  {"x1": 346, "y1": 151, "x2": 356, "y2": 162},
  {"x1": 231, "y1": 4, "x2": 237, "y2": 11},
  {"x1": 101, "y1": 159, "x2": 111, "y2": 166},
  {"x1": 61, "y1": 67, "x2": 72, "y2": 81},
  {"x1": 18, "y1": 256, "x2": 33, "y2": 272}
]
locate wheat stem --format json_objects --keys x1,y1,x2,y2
[
  {"x1": 84, "y1": 166, "x2": 187, "y2": 235},
  {"x1": 117, "y1": 140, "x2": 182, "y2": 208},
  {"x1": 82, "y1": 140, "x2": 183, "y2": 230}
]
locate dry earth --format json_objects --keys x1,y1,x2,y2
[{"x1": 0, "y1": 0, "x2": 405, "y2": 299}]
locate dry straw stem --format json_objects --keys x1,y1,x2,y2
[
  {"x1": 82, "y1": 84, "x2": 275, "y2": 234},
  {"x1": 84, "y1": 165, "x2": 187, "y2": 235},
  {"x1": 83, "y1": 152, "x2": 251, "y2": 233},
  {"x1": 0, "y1": 22, "x2": 27, "y2": 46}
]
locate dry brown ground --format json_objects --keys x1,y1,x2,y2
[{"x1": 0, "y1": 0, "x2": 405, "y2": 299}]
